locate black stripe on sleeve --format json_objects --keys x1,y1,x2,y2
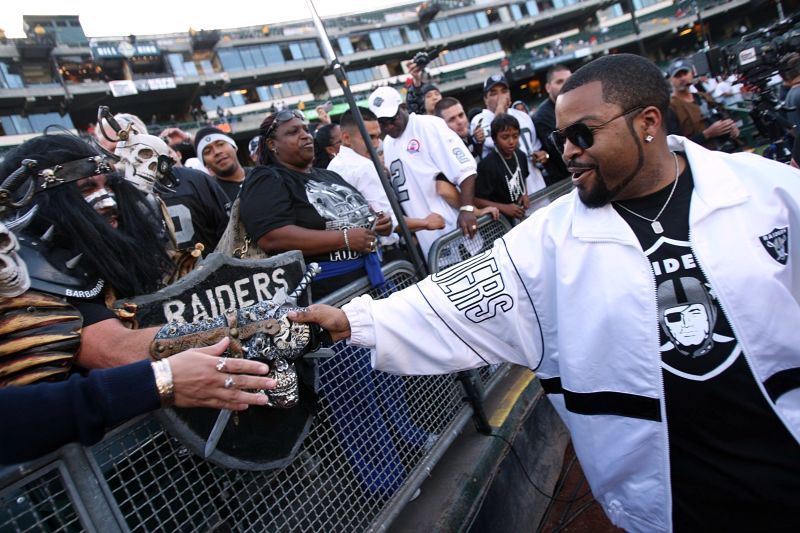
[{"x1": 538, "y1": 376, "x2": 661, "y2": 422}]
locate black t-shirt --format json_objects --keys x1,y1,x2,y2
[
  {"x1": 240, "y1": 164, "x2": 375, "y2": 301},
  {"x1": 161, "y1": 167, "x2": 229, "y2": 254},
  {"x1": 476, "y1": 148, "x2": 530, "y2": 204},
  {"x1": 613, "y1": 156, "x2": 800, "y2": 531},
  {"x1": 214, "y1": 178, "x2": 244, "y2": 207},
  {"x1": 240, "y1": 164, "x2": 373, "y2": 266}
]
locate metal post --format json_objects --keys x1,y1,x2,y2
[
  {"x1": 304, "y1": 0, "x2": 429, "y2": 278},
  {"x1": 626, "y1": 0, "x2": 648, "y2": 57}
]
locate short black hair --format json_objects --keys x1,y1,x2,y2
[
  {"x1": 340, "y1": 108, "x2": 377, "y2": 130},
  {"x1": 560, "y1": 54, "x2": 670, "y2": 116},
  {"x1": 546, "y1": 64, "x2": 570, "y2": 83},
  {"x1": 433, "y1": 96, "x2": 462, "y2": 118},
  {"x1": 490, "y1": 113, "x2": 520, "y2": 141}
]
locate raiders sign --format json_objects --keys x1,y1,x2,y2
[
  {"x1": 118, "y1": 251, "x2": 319, "y2": 471},
  {"x1": 759, "y1": 227, "x2": 789, "y2": 265}
]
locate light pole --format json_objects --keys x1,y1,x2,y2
[{"x1": 304, "y1": 0, "x2": 428, "y2": 277}]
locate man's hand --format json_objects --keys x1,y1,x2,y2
[
  {"x1": 475, "y1": 206, "x2": 500, "y2": 220},
  {"x1": 458, "y1": 210, "x2": 479, "y2": 238},
  {"x1": 424, "y1": 212, "x2": 446, "y2": 230},
  {"x1": 500, "y1": 203, "x2": 526, "y2": 219},
  {"x1": 533, "y1": 150, "x2": 549, "y2": 164},
  {"x1": 496, "y1": 93, "x2": 511, "y2": 115},
  {"x1": 288, "y1": 305, "x2": 351, "y2": 343},
  {"x1": 473, "y1": 119, "x2": 486, "y2": 144},
  {"x1": 703, "y1": 119, "x2": 737, "y2": 140},
  {"x1": 315, "y1": 106, "x2": 331, "y2": 125},
  {"x1": 159, "y1": 127, "x2": 192, "y2": 145},
  {"x1": 406, "y1": 60, "x2": 424, "y2": 87},
  {"x1": 374, "y1": 212, "x2": 393, "y2": 236}
]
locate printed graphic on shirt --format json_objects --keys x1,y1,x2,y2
[
  {"x1": 305, "y1": 180, "x2": 372, "y2": 262},
  {"x1": 432, "y1": 250, "x2": 514, "y2": 323},
  {"x1": 645, "y1": 236, "x2": 739, "y2": 380},
  {"x1": 759, "y1": 226, "x2": 789, "y2": 265}
]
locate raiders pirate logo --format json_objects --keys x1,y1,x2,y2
[{"x1": 759, "y1": 227, "x2": 789, "y2": 265}]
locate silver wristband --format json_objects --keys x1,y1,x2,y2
[{"x1": 342, "y1": 228, "x2": 351, "y2": 252}]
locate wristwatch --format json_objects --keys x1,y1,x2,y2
[{"x1": 459, "y1": 205, "x2": 475, "y2": 213}]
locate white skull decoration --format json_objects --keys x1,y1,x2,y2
[
  {"x1": 0, "y1": 221, "x2": 29, "y2": 298},
  {"x1": 114, "y1": 133, "x2": 171, "y2": 194}
]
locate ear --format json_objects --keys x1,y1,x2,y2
[
  {"x1": 266, "y1": 138, "x2": 276, "y2": 152},
  {"x1": 640, "y1": 106, "x2": 663, "y2": 137}
]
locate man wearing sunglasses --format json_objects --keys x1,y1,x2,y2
[{"x1": 294, "y1": 53, "x2": 800, "y2": 532}]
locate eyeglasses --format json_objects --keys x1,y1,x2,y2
[
  {"x1": 549, "y1": 106, "x2": 644, "y2": 153},
  {"x1": 263, "y1": 109, "x2": 306, "y2": 138}
]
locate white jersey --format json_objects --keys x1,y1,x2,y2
[
  {"x1": 383, "y1": 113, "x2": 477, "y2": 256},
  {"x1": 470, "y1": 107, "x2": 545, "y2": 193},
  {"x1": 327, "y1": 145, "x2": 399, "y2": 246}
]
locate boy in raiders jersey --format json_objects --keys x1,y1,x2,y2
[
  {"x1": 475, "y1": 113, "x2": 531, "y2": 224},
  {"x1": 294, "y1": 54, "x2": 800, "y2": 532}
]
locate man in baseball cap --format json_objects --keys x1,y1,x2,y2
[
  {"x1": 367, "y1": 86, "x2": 404, "y2": 120},
  {"x1": 483, "y1": 73, "x2": 509, "y2": 94},
  {"x1": 194, "y1": 126, "x2": 246, "y2": 202}
]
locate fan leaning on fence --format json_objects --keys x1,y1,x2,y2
[{"x1": 238, "y1": 110, "x2": 394, "y2": 301}]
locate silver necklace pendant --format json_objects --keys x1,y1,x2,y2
[{"x1": 651, "y1": 220, "x2": 664, "y2": 234}]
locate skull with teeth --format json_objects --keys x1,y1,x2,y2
[{"x1": 114, "y1": 133, "x2": 172, "y2": 195}]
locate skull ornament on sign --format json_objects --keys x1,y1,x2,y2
[{"x1": 114, "y1": 133, "x2": 173, "y2": 194}]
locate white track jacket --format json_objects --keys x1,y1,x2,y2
[{"x1": 343, "y1": 136, "x2": 800, "y2": 532}]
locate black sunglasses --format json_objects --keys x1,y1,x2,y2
[
  {"x1": 549, "y1": 106, "x2": 644, "y2": 153},
  {"x1": 264, "y1": 109, "x2": 307, "y2": 138},
  {"x1": 378, "y1": 111, "x2": 400, "y2": 126}
]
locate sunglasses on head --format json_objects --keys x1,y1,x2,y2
[
  {"x1": 549, "y1": 106, "x2": 644, "y2": 153},
  {"x1": 264, "y1": 109, "x2": 307, "y2": 138}
]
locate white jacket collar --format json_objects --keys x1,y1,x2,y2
[{"x1": 570, "y1": 135, "x2": 749, "y2": 241}]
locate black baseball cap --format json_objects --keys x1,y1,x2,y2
[
  {"x1": 483, "y1": 73, "x2": 509, "y2": 94},
  {"x1": 668, "y1": 58, "x2": 693, "y2": 77}
]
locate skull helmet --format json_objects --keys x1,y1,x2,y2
[{"x1": 114, "y1": 133, "x2": 174, "y2": 195}]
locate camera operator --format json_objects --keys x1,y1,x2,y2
[
  {"x1": 405, "y1": 48, "x2": 442, "y2": 115},
  {"x1": 780, "y1": 52, "x2": 800, "y2": 166},
  {"x1": 668, "y1": 58, "x2": 740, "y2": 151}
]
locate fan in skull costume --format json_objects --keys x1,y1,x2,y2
[{"x1": 0, "y1": 133, "x2": 328, "y2": 423}]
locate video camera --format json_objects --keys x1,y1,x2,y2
[
  {"x1": 412, "y1": 45, "x2": 443, "y2": 69},
  {"x1": 692, "y1": 15, "x2": 800, "y2": 161}
]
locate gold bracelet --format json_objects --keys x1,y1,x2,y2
[{"x1": 151, "y1": 359, "x2": 175, "y2": 407}]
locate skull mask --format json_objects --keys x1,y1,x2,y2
[
  {"x1": 0, "y1": 221, "x2": 29, "y2": 298},
  {"x1": 114, "y1": 133, "x2": 173, "y2": 195}
]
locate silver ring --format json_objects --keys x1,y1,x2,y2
[
  {"x1": 224, "y1": 375, "x2": 235, "y2": 389},
  {"x1": 215, "y1": 357, "x2": 228, "y2": 372}
]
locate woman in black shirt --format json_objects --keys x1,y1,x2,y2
[{"x1": 240, "y1": 110, "x2": 393, "y2": 300}]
